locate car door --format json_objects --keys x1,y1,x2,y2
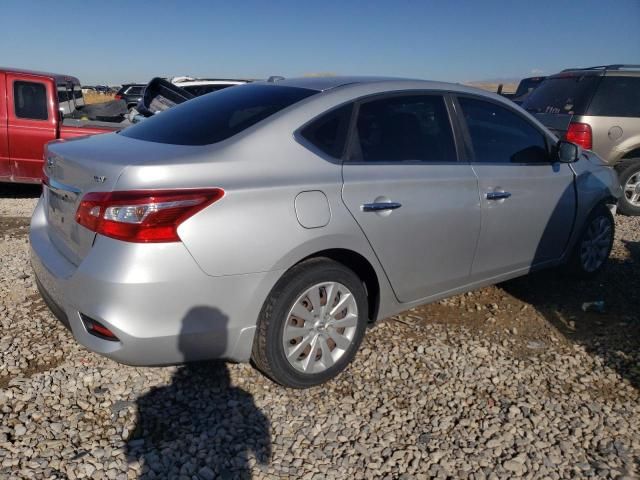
[
  {"x1": 7, "y1": 75, "x2": 57, "y2": 181},
  {"x1": 341, "y1": 93, "x2": 481, "y2": 303},
  {"x1": 454, "y1": 95, "x2": 577, "y2": 279}
]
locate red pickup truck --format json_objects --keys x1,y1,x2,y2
[{"x1": 0, "y1": 67, "x2": 123, "y2": 184}]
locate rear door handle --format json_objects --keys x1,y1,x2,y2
[
  {"x1": 486, "y1": 191, "x2": 512, "y2": 200},
  {"x1": 361, "y1": 202, "x2": 402, "y2": 212}
]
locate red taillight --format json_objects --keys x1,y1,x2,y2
[
  {"x1": 80, "y1": 314, "x2": 119, "y2": 341},
  {"x1": 114, "y1": 94, "x2": 123, "y2": 100},
  {"x1": 565, "y1": 122, "x2": 592, "y2": 150},
  {"x1": 75, "y1": 189, "x2": 224, "y2": 243}
]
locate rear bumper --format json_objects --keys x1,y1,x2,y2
[{"x1": 29, "y1": 197, "x2": 282, "y2": 365}]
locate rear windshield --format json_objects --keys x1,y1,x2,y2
[
  {"x1": 514, "y1": 77, "x2": 545, "y2": 97},
  {"x1": 127, "y1": 86, "x2": 144, "y2": 95},
  {"x1": 522, "y1": 75, "x2": 601, "y2": 115},
  {"x1": 121, "y1": 84, "x2": 317, "y2": 145},
  {"x1": 587, "y1": 76, "x2": 640, "y2": 117}
]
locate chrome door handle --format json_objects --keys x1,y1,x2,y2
[
  {"x1": 361, "y1": 202, "x2": 402, "y2": 212},
  {"x1": 486, "y1": 191, "x2": 512, "y2": 200}
]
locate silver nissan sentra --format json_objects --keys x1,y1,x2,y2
[{"x1": 31, "y1": 77, "x2": 620, "y2": 388}]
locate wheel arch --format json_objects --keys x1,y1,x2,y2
[{"x1": 298, "y1": 248, "x2": 381, "y2": 322}]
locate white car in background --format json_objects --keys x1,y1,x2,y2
[{"x1": 170, "y1": 76, "x2": 250, "y2": 96}]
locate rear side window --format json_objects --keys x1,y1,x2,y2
[
  {"x1": 14, "y1": 81, "x2": 48, "y2": 120},
  {"x1": 300, "y1": 104, "x2": 353, "y2": 159},
  {"x1": 588, "y1": 77, "x2": 640, "y2": 117},
  {"x1": 121, "y1": 84, "x2": 317, "y2": 145},
  {"x1": 459, "y1": 97, "x2": 549, "y2": 164},
  {"x1": 522, "y1": 75, "x2": 601, "y2": 115},
  {"x1": 350, "y1": 95, "x2": 456, "y2": 163}
]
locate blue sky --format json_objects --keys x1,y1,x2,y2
[{"x1": 2, "y1": 0, "x2": 639, "y2": 85}]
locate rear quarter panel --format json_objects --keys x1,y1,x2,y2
[{"x1": 577, "y1": 115, "x2": 640, "y2": 165}]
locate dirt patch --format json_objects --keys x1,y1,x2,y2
[{"x1": 0, "y1": 216, "x2": 30, "y2": 236}]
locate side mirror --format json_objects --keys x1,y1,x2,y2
[{"x1": 557, "y1": 140, "x2": 579, "y2": 163}]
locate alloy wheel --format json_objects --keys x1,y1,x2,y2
[
  {"x1": 623, "y1": 171, "x2": 640, "y2": 207},
  {"x1": 282, "y1": 282, "x2": 358, "y2": 374},
  {"x1": 580, "y1": 215, "x2": 613, "y2": 272}
]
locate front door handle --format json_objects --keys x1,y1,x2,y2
[
  {"x1": 486, "y1": 191, "x2": 512, "y2": 200},
  {"x1": 361, "y1": 202, "x2": 402, "y2": 212}
]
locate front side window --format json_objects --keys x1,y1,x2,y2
[
  {"x1": 14, "y1": 81, "x2": 48, "y2": 120},
  {"x1": 121, "y1": 83, "x2": 317, "y2": 145},
  {"x1": 350, "y1": 95, "x2": 456, "y2": 163},
  {"x1": 300, "y1": 103, "x2": 353, "y2": 159},
  {"x1": 458, "y1": 97, "x2": 549, "y2": 164},
  {"x1": 587, "y1": 76, "x2": 640, "y2": 117}
]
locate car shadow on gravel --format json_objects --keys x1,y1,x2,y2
[
  {"x1": 126, "y1": 308, "x2": 271, "y2": 479},
  {"x1": 0, "y1": 183, "x2": 41, "y2": 198},
  {"x1": 501, "y1": 240, "x2": 640, "y2": 391}
]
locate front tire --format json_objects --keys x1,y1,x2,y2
[
  {"x1": 566, "y1": 203, "x2": 615, "y2": 278},
  {"x1": 252, "y1": 258, "x2": 368, "y2": 388}
]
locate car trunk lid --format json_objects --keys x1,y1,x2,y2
[{"x1": 43, "y1": 132, "x2": 209, "y2": 266}]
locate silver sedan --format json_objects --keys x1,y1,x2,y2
[{"x1": 31, "y1": 77, "x2": 620, "y2": 387}]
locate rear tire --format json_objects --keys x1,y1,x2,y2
[
  {"x1": 565, "y1": 203, "x2": 615, "y2": 278},
  {"x1": 252, "y1": 258, "x2": 368, "y2": 388},
  {"x1": 617, "y1": 160, "x2": 640, "y2": 216}
]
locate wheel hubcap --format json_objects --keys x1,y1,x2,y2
[
  {"x1": 580, "y1": 215, "x2": 612, "y2": 272},
  {"x1": 624, "y1": 171, "x2": 640, "y2": 207},
  {"x1": 282, "y1": 281, "x2": 358, "y2": 374}
]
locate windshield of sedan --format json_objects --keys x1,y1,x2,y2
[{"x1": 120, "y1": 84, "x2": 318, "y2": 145}]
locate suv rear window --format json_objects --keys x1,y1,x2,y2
[
  {"x1": 522, "y1": 75, "x2": 601, "y2": 115},
  {"x1": 127, "y1": 86, "x2": 144, "y2": 95},
  {"x1": 121, "y1": 84, "x2": 317, "y2": 145},
  {"x1": 587, "y1": 76, "x2": 640, "y2": 117}
]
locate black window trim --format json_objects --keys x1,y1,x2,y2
[
  {"x1": 342, "y1": 90, "x2": 464, "y2": 166},
  {"x1": 13, "y1": 80, "x2": 49, "y2": 122},
  {"x1": 293, "y1": 100, "x2": 357, "y2": 165},
  {"x1": 453, "y1": 93, "x2": 558, "y2": 166}
]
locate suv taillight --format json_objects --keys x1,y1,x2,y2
[
  {"x1": 114, "y1": 94, "x2": 123, "y2": 100},
  {"x1": 75, "y1": 189, "x2": 224, "y2": 243},
  {"x1": 565, "y1": 122, "x2": 592, "y2": 150}
]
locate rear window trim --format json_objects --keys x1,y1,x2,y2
[{"x1": 294, "y1": 100, "x2": 357, "y2": 165}]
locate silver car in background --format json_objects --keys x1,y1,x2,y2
[{"x1": 31, "y1": 77, "x2": 620, "y2": 388}]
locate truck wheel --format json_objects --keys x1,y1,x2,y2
[
  {"x1": 617, "y1": 160, "x2": 640, "y2": 216},
  {"x1": 252, "y1": 258, "x2": 368, "y2": 388},
  {"x1": 566, "y1": 203, "x2": 615, "y2": 278}
]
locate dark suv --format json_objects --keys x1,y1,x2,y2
[
  {"x1": 114, "y1": 84, "x2": 146, "y2": 109},
  {"x1": 523, "y1": 65, "x2": 640, "y2": 215}
]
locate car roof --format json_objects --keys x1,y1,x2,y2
[
  {"x1": 0, "y1": 66, "x2": 81, "y2": 85},
  {"x1": 255, "y1": 76, "x2": 508, "y2": 100}
]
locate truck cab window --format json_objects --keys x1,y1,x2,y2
[{"x1": 14, "y1": 81, "x2": 48, "y2": 120}]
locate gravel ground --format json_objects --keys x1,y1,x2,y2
[{"x1": 0, "y1": 187, "x2": 639, "y2": 480}]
